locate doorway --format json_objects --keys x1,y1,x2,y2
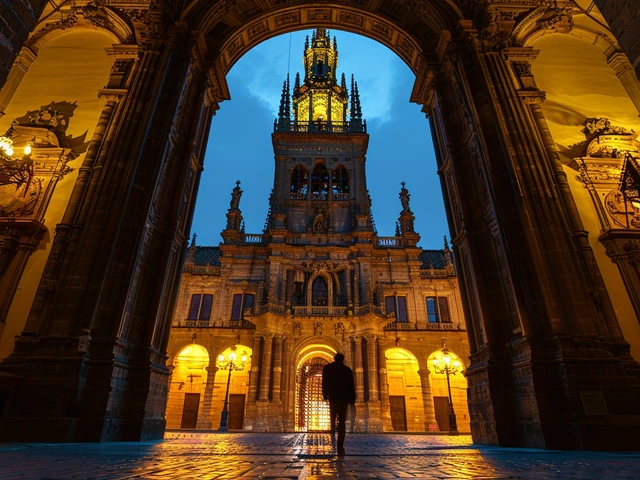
[
  {"x1": 228, "y1": 393, "x2": 246, "y2": 430},
  {"x1": 389, "y1": 395, "x2": 407, "y2": 431},
  {"x1": 296, "y1": 357, "x2": 330, "y2": 431},
  {"x1": 180, "y1": 393, "x2": 200, "y2": 429},
  {"x1": 433, "y1": 396, "x2": 450, "y2": 432}
]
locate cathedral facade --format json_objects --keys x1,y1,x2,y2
[{"x1": 166, "y1": 30, "x2": 470, "y2": 433}]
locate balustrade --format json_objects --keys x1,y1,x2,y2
[{"x1": 291, "y1": 305, "x2": 347, "y2": 316}]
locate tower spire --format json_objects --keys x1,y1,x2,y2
[{"x1": 278, "y1": 74, "x2": 290, "y2": 122}]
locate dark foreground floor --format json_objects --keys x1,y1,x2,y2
[{"x1": 1, "y1": 431, "x2": 639, "y2": 479}]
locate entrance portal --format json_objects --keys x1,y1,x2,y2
[{"x1": 296, "y1": 357, "x2": 330, "y2": 432}]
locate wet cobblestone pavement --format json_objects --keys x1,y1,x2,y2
[{"x1": 1, "y1": 432, "x2": 639, "y2": 479}]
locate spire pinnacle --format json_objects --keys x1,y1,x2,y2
[{"x1": 278, "y1": 75, "x2": 290, "y2": 122}]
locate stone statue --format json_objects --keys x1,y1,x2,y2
[
  {"x1": 399, "y1": 181, "x2": 410, "y2": 212},
  {"x1": 229, "y1": 180, "x2": 242, "y2": 210}
]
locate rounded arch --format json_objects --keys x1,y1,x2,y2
[
  {"x1": 427, "y1": 347, "x2": 469, "y2": 433},
  {"x1": 331, "y1": 164, "x2": 349, "y2": 195},
  {"x1": 307, "y1": 271, "x2": 333, "y2": 307},
  {"x1": 292, "y1": 337, "x2": 342, "y2": 365},
  {"x1": 290, "y1": 163, "x2": 308, "y2": 195},
  {"x1": 166, "y1": 343, "x2": 210, "y2": 428},
  {"x1": 385, "y1": 347, "x2": 424, "y2": 432},
  {"x1": 181, "y1": 2, "x2": 463, "y2": 76},
  {"x1": 24, "y1": 10, "x2": 132, "y2": 54}
]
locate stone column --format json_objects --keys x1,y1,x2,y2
[
  {"x1": 243, "y1": 333, "x2": 262, "y2": 431},
  {"x1": 271, "y1": 335, "x2": 283, "y2": 403},
  {"x1": 269, "y1": 334, "x2": 284, "y2": 431},
  {"x1": 377, "y1": 338, "x2": 392, "y2": 431},
  {"x1": 607, "y1": 52, "x2": 640, "y2": 116},
  {"x1": 418, "y1": 369, "x2": 437, "y2": 431},
  {"x1": 0, "y1": 21, "x2": 230, "y2": 442},
  {"x1": 365, "y1": 335, "x2": 382, "y2": 432},
  {"x1": 255, "y1": 333, "x2": 273, "y2": 432},
  {"x1": 197, "y1": 364, "x2": 218, "y2": 430},
  {"x1": 353, "y1": 336, "x2": 366, "y2": 432},
  {"x1": 281, "y1": 337, "x2": 295, "y2": 431}
]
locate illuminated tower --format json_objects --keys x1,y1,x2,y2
[{"x1": 267, "y1": 28, "x2": 388, "y2": 245}]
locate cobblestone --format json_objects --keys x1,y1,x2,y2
[{"x1": 0, "y1": 432, "x2": 639, "y2": 479}]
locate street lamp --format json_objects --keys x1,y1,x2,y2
[
  {"x1": 431, "y1": 342, "x2": 462, "y2": 435},
  {"x1": 216, "y1": 345, "x2": 248, "y2": 432}
]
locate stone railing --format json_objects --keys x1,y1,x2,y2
[
  {"x1": 383, "y1": 321, "x2": 460, "y2": 331},
  {"x1": 292, "y1": 305, "x2": 347, "y2": 316},
  {"x1": 420, "y1": 269, "x2": 449, "y2": 278},
  {"x1": 377, "y1": 236, "x2": 402, "y2": 247},
  {"x1": 274, "y1": 119, "x2": 367, "y2": 134},
  {"x1": 184, "y1": 264, "x2": 220, "y2": 275},
  {"x1": 180, "y1": 319, "x2": 256, "y2": 329},
  {"x1": 244, "y1": 234, "x2": 264, "y2": 244}
]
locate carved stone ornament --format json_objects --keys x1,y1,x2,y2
[
  {"x1": 604, "y1": 190, "x2": 640, "y2": 229},
  {"x1": 312, "y1": 209, "x2": 328, "y2": 234}
]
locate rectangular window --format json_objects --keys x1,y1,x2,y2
[
  {"x1": 385, "y1": 295, "x2": 408, "y2": 322},
  {"x1": 188, "y1": 294, "x2": 214, "y2": 320},
  {"x1": 188, "y1": 294, "x2": 201, "y2": 320},
  {"x1": 231, "y1": 294, "x2": 243, "y2": 320},
  {"x1": 426, "y1": 297, "x2": 438, "y2": 323},
  {"x1": 438, "y1": 297, "x2": 450, "y2": 323},
  {"x1": 200, "y1": 294, "x2": 213, "y2": 320},
  {"x1": 426, "y1": 296, "x2": 450, "y2": 323},
  {"x1": 231, "y1": 293, "x2": 255, "y2": 320}
]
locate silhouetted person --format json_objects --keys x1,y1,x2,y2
[{"x1": 322, "y1": 352, "x2": 355, "y2": 455}]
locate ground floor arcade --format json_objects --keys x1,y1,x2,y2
[{"x1": 166, "y1": 322, "x2": 470, "y2": 434}]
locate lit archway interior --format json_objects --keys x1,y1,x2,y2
[
  {"x1": 427, "y1": 348, "x2": 469, "y2": 433},
  {"x1": 211, "y1": 345, "x2": 252, "y2": 430},
  {"x1": 166, "y1": 343, "x2": 210, "y2": 429},
  {"x1": 385, "y1": 347, "x2": 424, "y2": 432},
  {"x1": 295, "y1": 346, "x2": 336, "y2": 432}
]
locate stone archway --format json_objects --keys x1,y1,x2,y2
[{"x1": 1, "y1": 1, "x2": 639, "y2": 450}]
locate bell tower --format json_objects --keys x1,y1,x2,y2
[{"x1": 268, "y1": 29, "x2": 371, "y2": 244}]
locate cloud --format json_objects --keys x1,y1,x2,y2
[{"x1": 229, "y1": 30, "x2": 401, "y2": 124}]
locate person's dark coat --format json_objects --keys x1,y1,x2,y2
[{"x1": 322, "y1": 361, "x2": 356, "y2": 404}]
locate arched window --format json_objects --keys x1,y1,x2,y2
[
  {"x1": 331, "y1": 165, "x2": 349, "y2": 195},
  {"x1": 290, "y1": 164, "x2": 308, "y2": 196},
  {"x1": 311, "y1": 162, "x2": 329, "y2": 196},
  {"x1": 312, "y1": 276, "x2": 328, "y2": 306}
]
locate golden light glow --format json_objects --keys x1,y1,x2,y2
[
  {"x1": 24, "y1": 143, "x2": 32, "y2": 155},
  {"x1": 0, "y1": 136, "x2": 14, "y2": 157}
]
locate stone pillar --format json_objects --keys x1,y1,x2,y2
[
  {"x1": 0, "y1": 18, "x2": 231, "y2": 441},
  {"x1": 269, "y1": 335, "x2": 284, "y2": 431},
  {"x1": 410, "y1": 20, "x2": 640, "y2": 449},
  {"x1": 607, "y1": 52, "x2": 640, "y2": 116},
  {"x1": 271, "y1": 335, "x2": 283, "y2": 402},
  {"x1": 418, "y1": 369, "x2": 438, "y2": 431},
  {"x1": 282, "y1": 337, "x2": 295, "y2": 431},
  {"x1": 197, "y1": 364, "x2": 218, "y2": 430},
  {"x1": 365, "y1": 335, "x2": 382, "y2": 432},
  {"x1": 244, "y1": 333, "x2": 262, "y2": 431},
  {"x1": 255, "y1": 333, "x2": 273, "y2": 432},
  {"x1": 378, "y1": 338, "x2": 392, "y2": 431},
  {"x1": 353, "y1": 336, "x2": 366, "y2": 432}
]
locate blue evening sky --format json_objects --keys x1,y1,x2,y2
[{"x1": 192, "y1": 30, "x2": 448, "y2": 249}]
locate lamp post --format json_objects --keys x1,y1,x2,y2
[
  {"x1": 431, "y1": 342, "x2": 462, "y2": 435},
  {"x1": 216, "y1": 345, "x2": 247, "y2": 432}
]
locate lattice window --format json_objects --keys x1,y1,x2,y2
[{"x1": 295, "y1": 357, "x2": 330, "y2": 432}]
